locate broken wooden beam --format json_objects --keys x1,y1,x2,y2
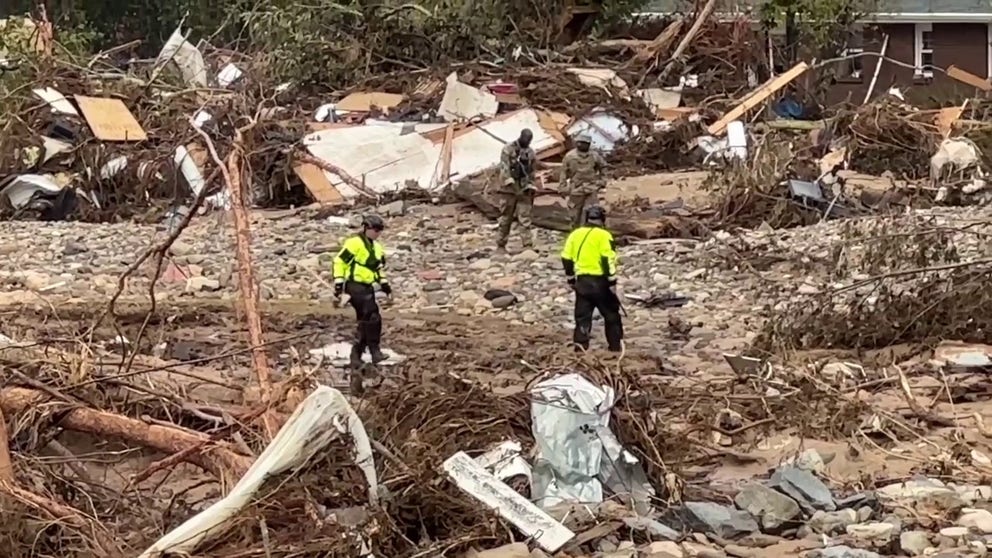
[
  {"x1": 0, "y1": 387, "x2": 253, "y2": 478},
  {"x1": 947, "y1": 65, "x2": 992, "y2": 92},
  {"x1": 454, "y1": 181, "x2": 705, "y2": 240},
  {"x1": 708, "y1": 62, "x2": 809, "y2": 136}
]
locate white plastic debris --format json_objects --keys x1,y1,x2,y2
[
  {"x1": 216, "y1": 63, "x2": 243, "y2": 88},
  {"x1": 138, "y1": 386, "x2": 378, "y2": 558},
  {"x1": 33, "y1": 87, "x2": 78, "y2": 115},
  {"x1": 309, "y1": 341, "x2": 406, "y2": 367},
  {"x1": 438, "y1": 72, "x2": 498, "y2": 122},
  {"x1": 156, "y1": 26, "x2": 207, "y2": 87},
  {"x1": 99, "y1": 156, "x2": 128, "y2": 179},
  {"x1": 566, "y1": 111, "x2": 635, "y2": 152},
  {"x1": 192, "y1": 110, "x2": 213, "y2": 129},
  {"x1": 530, "y1": 373, "x2": 655, "y2": 514},
  {"x1": 0, "y1": 174, "x2": 65, "y2": 210},
  {"x1": 41, "y1": 137, "x2": 72, "y2": 163},
  {"x1": 443, "y1": 451, "x2": 574, "y2": 552},
  {"x1": 931, "y1": 137, "x2": 981, "y2": 177},
  {"x1": 174, "y1": 146, "x2": 206, "y2": 197}
]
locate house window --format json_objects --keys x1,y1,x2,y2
[
  {"x1": 987, "y1": 23, "x2": 992, "y2": 78},
  {"x1": 915, "y1": 22, "x2": 934, "y2": 79},
  {"x1": 838, "y1": 26, "x2": 865, "y2": 81}
]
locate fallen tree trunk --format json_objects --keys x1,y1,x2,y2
[
  {"x1": 0, "y1": 387, "x2": 253, "y2": 478},
  {"x1": 453, "y1": 181, "x2": 706, "y2": 240}
]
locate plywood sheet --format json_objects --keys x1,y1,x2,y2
[
  {"x1": 947, "y1": 65, "x2": 991, "y2": 92},
  {"x1": 294, "y1": 162, "x2": 343, "y2": 205},
  {"x1": 73, "y1": 95, "x2": 148, "y2": 141}
]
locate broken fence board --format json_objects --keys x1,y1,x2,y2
[
  {"x1": 73, "y1": 95, "x2": 148, "y2": 141},
  {"x1": 707, "y1": 62, "x2": 809, "y2": 136},
  {"x1": 947, "y1": 65, "x2": 992, "y2": 92},
  {"x1": 442, "y1": 451, "x2": 575, "y2": 553},
  {"x1": 294, "y1": 162, "x2": 344, "y2": 205}
]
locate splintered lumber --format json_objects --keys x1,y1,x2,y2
[
  {"x1": 708, "y1": 62, "x2": 809, "y2": 135},
  {"x1": 0, "y1": 387, "x2": 253, "y2": 477},
  {"x1": 443, "y1": 451, "x2": 575, "y2": 552},
  {"x1": 660, "y1": 0, "x2": 719, "y2": 78},
  {"x1": 454, "y1": 181, "x2": 704, "y2": 239},
  {"x1": 0, "y1": 409, "x2": 10, "y2": 481},
  {"x1": 947, "y1": 65, "x2": 992, "y2": 92},
  {"x1": 633, "y1": 18, "x2": 684, "y2": 63}
]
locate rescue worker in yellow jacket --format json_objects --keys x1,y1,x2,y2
[
  {"x1": 333, "y1": 215, "x2": 392, "y2": 367},
  {"x1": 560, "y1": 205, "x2": 623, "y2": 352}
]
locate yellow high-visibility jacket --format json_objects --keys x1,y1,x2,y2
[
  {"x1": 333, "y1": 234, "x2": 387, "y2": 285},
  {"x1": 560, "y1": 225, "x2": 617, "y2": 283}
]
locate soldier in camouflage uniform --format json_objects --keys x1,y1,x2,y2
[
  {"x1": 559, "y1": 133, "x2": 607, "y2": 229},
  {"x1": 496, "y1": 129, "x2": 537, "y2": 250}
]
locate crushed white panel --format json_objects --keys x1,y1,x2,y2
[
  {"x1": 33, "y1": 87, "x2": 78, "y2": 115},
  {"x1": 438, "y1": 72, "x2": 498, "y2": 122},
  {"x1": 566, "y1": 111, "x2": 634, "y2": 152},
  {"x1": 303, "y1": 109, "x2": 561, "y2": 198},
  {"x1": 1, "y1": 174, "x2": 65, "y2": 209},
  {"x1": 443, "y1": 451, "x2": 574, "y2": 553},
  {"x1": 138, "y1": 386, "x2": 378, "y2": 557},
  {"x1": 174, "y1": 146, "x2": 206, "y2": 197},
  {"x1": 156, "y1": 26, "x2": 207, "y2": 87},
  {"x1": 217, "y1": 63, "x2": 243, "y2": 88},
  {"x1": 99, "y1": 156, "x2": 128, "y2": 179},
  {"x1": 41, "y1": 137, "x2": 72, "y2": 163},
  {"x1": 726, "y1": 121, "x2": 748, "y2": 160}
]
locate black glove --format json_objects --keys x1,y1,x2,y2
[
  {"x1": 380, "y1": 282, "x2": 392, "y2": 296},
  {"x1": 567, "y1": 276, "x2": 576, "y2": 288},
  {"x1": 334, "y1": 281, "x2": 343, "y2": 297}
]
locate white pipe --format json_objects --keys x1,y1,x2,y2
[{"x1": 864, "y1": 33, "x2": 890, "y2": 105}]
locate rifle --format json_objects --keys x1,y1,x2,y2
[{"x1": 607, "y1": 287, "x2": 628, "y2": 317}]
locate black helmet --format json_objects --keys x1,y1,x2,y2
[
  {"x1": 362, "y1": 214, "x2": 385, "y2": 231},
  {"x1": 585, "y1": 205, "x2": 606, "y2": 223}
]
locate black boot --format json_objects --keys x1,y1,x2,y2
[
  {"x1": 369, "y1": 345, "x2": 389, "y2": 364},
  {"x1": 350, "y1": 344, "x2": 364, "y2": 368}
]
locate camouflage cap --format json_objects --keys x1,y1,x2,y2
[{"x1": 575, "y1": 133, "x2": 592, "y2": 144}]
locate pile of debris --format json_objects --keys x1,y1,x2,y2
[{"x1": 4, "y1": 300, "x2": 992, "y2": 557}]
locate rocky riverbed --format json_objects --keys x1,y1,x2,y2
[{"x1": 5, "y1": 202, "x2": 992, "y2": 558}]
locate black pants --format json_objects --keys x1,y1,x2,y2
[
  {"x1": 573, "y1": 276, "x2": 623, "y2": 352},
  {"x1": 346, "y1": 282, "x2": 382, "y2": 354}
]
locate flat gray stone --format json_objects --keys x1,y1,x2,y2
[
  {"x1": 808, "y1": 509, "x2": 858, "y2": 535},
  {"x1": 683, "y1": 501, "x2": 759, "y2": 539},
  {"x1": 621, "y1": 516, "x2": 680, "y2": 541},
  {"x1": 733, "y1": 483, "x2": 801, "y2": 531},
  {"x1": 810, "y1": 546, "x2": 881, "y2": 558},
  {"x1": 770, "y1": 465, "x2": 836, "y2": 513}
]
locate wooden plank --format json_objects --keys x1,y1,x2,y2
[
  {"x1": 293, "y1": 162, "x2": 343, "y2": 205},
  {"x1": 936, "y1": 102, "x2": 967, "y2": 139},
  {"x1": 947, "y1": 65, "x2": 992, "y2": 92},
  {"x1": 73, "y1": 95, "x2": 147, "y2": 141},
  {"x1": 438, "y1": 124, "x2": 454, "y2": 187},
  {"x1": 335, "y1": 92, "x2": 405, "y2": 113},
  {"x1": 442, "y1": 452, "x2": 575, "y2": 552},
  {"x1": 707, "y1": 62, "x2": 809, "y2": 136}
]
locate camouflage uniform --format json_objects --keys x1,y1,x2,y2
[
  {"x1": 560, "y1": 145, "x2": 607, "y2": 228},
  {"x1": 496, "y1": 140, "x2": 537, "y2": 248}
]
